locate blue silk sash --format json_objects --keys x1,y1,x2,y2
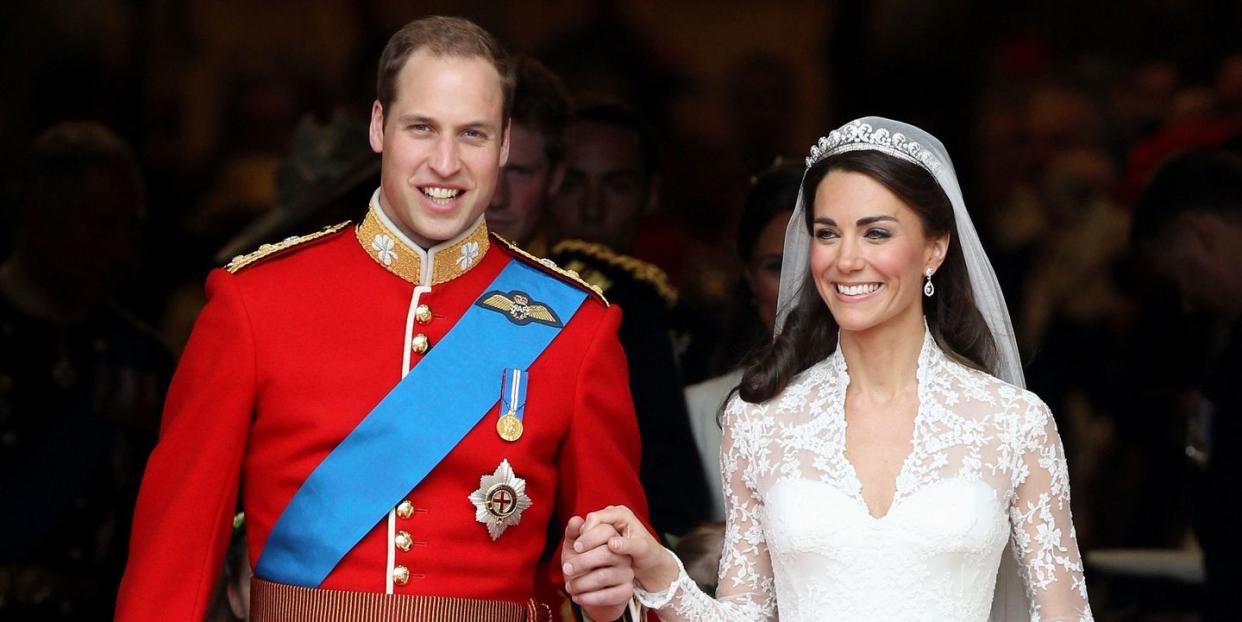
[{"x1": 255, "y1": 258, "x2": 587, "y2": 586}]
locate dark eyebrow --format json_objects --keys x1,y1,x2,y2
[
  {"x1": 857, "y1": 215, "x2": 898, "y2": 226},
  {"x1": 461, "y1": 120, "x2": 499, "y2": 133},
  {"x1": 812, "y1": 215, "x2": 899, "y2": 227}
]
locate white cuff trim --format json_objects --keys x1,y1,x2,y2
[{"x1": 633, "y1": 547, "x2": 688, "y2": 610}]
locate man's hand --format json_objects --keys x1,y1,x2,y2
[{"x1": 562, "y1": 514, "x2": 634, "y2": 621}]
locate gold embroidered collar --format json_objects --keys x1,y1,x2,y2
[{"x1": 356, "y1": 192, "x2": 490, "y2": 286}]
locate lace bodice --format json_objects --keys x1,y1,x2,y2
[{"x1": 637, "y1": 332, "x2": 1092, "y2": 621}]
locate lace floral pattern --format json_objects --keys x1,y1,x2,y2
[{"x1": 638, "y1": 331, "x2": 1092, "y2": 621}]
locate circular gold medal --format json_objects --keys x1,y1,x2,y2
[{"x1": 496, "y1": 413, "x2": 523, "y2": 442}]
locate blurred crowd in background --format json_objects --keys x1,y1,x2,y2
[{"x1": 2, "y1": 1, "x2": 1240, "y2": 620}]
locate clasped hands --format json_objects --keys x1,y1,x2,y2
[{"x1": 561, "y1": 505, "x2": 678, "y2": 621}]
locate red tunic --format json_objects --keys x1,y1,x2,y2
[{"x1": 116, "y1": 210, "x2": 649, "y2": 621}]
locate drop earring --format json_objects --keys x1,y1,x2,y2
[{"x1": 923, "y1": 267, "x2": 935, "y2": 297}]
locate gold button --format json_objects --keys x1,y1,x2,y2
[
  {"x1": 394, "y1": 530, "x2": 412, "y2": 552},
  {"x1": 396, "y1": 500, "x2": 414, "y2": 519},
  {"x1": 411, "y1": 334, "x2": 429, "y2": 354},
  {"x1": 415, "y1": 304, "x2": 432, "y2": 324},
  {"x1": 565, "y1": 269, "x2": 580, "y2": 279},
  {"x1": 392, "y1": 565, "x2": 410, "y2": 586}
]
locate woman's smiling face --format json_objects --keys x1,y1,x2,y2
[{"x1": 808, "y1": 169, "x2": 946, "y2": 335}]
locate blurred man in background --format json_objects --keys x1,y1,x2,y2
[
  {"x1": 0, "y1": 122, "x2": 169, "y2": 620},
  {"x1": 486, "y1": 56, "x2": 571, "y2": 256},
  {"x1": 548, "y1": 103, "x2": 710, "y2": 539}
]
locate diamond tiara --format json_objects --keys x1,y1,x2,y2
[{"x1": 805, "y1": 119, "x2": 944, "y2": 175}]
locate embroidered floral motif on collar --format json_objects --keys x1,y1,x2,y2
[
  {"x1": 457, "y1": 240, "x2": 481, "y2": 270},
  {"x1": 356, "y1": 199, "x2": 490, "y2": 286},
  {"x1": 372, "y1": 233, "x2": 398, "y2": 266}
]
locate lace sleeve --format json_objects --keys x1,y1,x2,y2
[
  {"x1": 1008, "y1": 400, "x2": 1093, "y2": 622},
  {"x1": 635, "y1": 398, "x2": 777, "y2": 621}
]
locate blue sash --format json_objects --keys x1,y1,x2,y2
[{"x1": 255, "y1": 258, "x2": 588, "y2": 587}]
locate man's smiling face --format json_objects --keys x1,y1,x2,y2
[{"x1": 369, "y1": 49, "x2": 510, "y2": 246}]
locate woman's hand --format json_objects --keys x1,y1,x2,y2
[{"x1": 579, "y1": 505, "x2": 680, "y2": 594}]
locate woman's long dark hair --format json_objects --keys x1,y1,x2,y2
[{"x1": 737, "y1": 150, "x2": 998, "y2": 404}]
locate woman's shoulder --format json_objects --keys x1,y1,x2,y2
[
  {"x1": 721, "y1": 387, "x2": 763, "y2": 425},
  {"x1": 939, "y1": 357, "x2": 1052, "y2": 422},
  {"x1": 722, "y1": 356, "x2": 837, "y2": 424}
]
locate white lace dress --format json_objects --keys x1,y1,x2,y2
[{"x1": 637, "y1": 332, "x2": 1093, "y2": 621}]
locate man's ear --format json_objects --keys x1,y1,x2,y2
[
  {"x1": 548, "y1": 159, "x2": 567, "y2": 196},
  {"x1": 499, "y1": 120, "x2": 511, "y2": 167},
  {"x1": 369, "y1": 100, "x2": 385, "y2": 154}
]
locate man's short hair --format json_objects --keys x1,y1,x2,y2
[
  {"x1": 375, "y1": 16, "x2": 515, "y2": 123},
  {"x1": 511, "y1": 56, "x2": 571, "y2": 164},
  {"x1": 571, "y1": 101, "x2": 659, "y2": 176},
  {"x1": 1132, "y1": 149, "x2": 1242, "y2": 242}
]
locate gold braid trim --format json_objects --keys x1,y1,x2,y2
[
  {"x1": 491, "y1": 233, "x2": 609, "y2": 307},
  {"x1": 225, "y1": 222, "x2": 351, "y2": 273},
  {"x1": 550, "y1": 239, "x2": 678, "y2": 306}
]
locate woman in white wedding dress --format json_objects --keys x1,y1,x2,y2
[{"x1": 565, "y1": 117, "x2": 1093, "y2": 621}]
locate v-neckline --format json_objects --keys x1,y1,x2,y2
[
  {"x1": 831, "y1": 332, "x2": 932, "y2": 521},
  {"x1": 839, "y1": 399, "x2": 923, "y2": 520}
]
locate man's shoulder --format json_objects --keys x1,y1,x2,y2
[
  {"x1": 546, "y1": 239, "x2": 677, "y2": 309},
  {"x1": 223, "y1": 221, "x2": 354, "y2": 276},
  {"x1": 491, "y1": 233, "x2": 609, "y2": 308}
]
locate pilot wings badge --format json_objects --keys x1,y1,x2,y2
[
  {"x1": 475, "y1": 290, "x2": 563, "y2": 327},
  {"x1": 468, "y1": 459, "x2": 533, "y2": 540}
]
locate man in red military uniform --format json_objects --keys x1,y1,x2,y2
[{"x1": 117, "y1": 16, "x2": 648, "y2": 622}]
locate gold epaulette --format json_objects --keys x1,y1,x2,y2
[
  {"x1": 491, "y1": 233, "x2": 609, "y2": 307},
  {"x1": 225, "y1": 221, "x2": 351, "y2": 273},
  {"x1": 550, "y1": 239, "x2": 678, "y2": 306}
]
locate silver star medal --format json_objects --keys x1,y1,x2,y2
[{"x1": 468, "y1": 459, "x2": 533, "y2": 540}]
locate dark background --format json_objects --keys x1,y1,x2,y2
[{"x1": 3, "y1": 1, "x2": 1241, "y2": 619}]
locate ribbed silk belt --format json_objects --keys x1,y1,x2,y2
[{"x1": 250, "y1": 578, "x2": 551, "y2": 622}]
